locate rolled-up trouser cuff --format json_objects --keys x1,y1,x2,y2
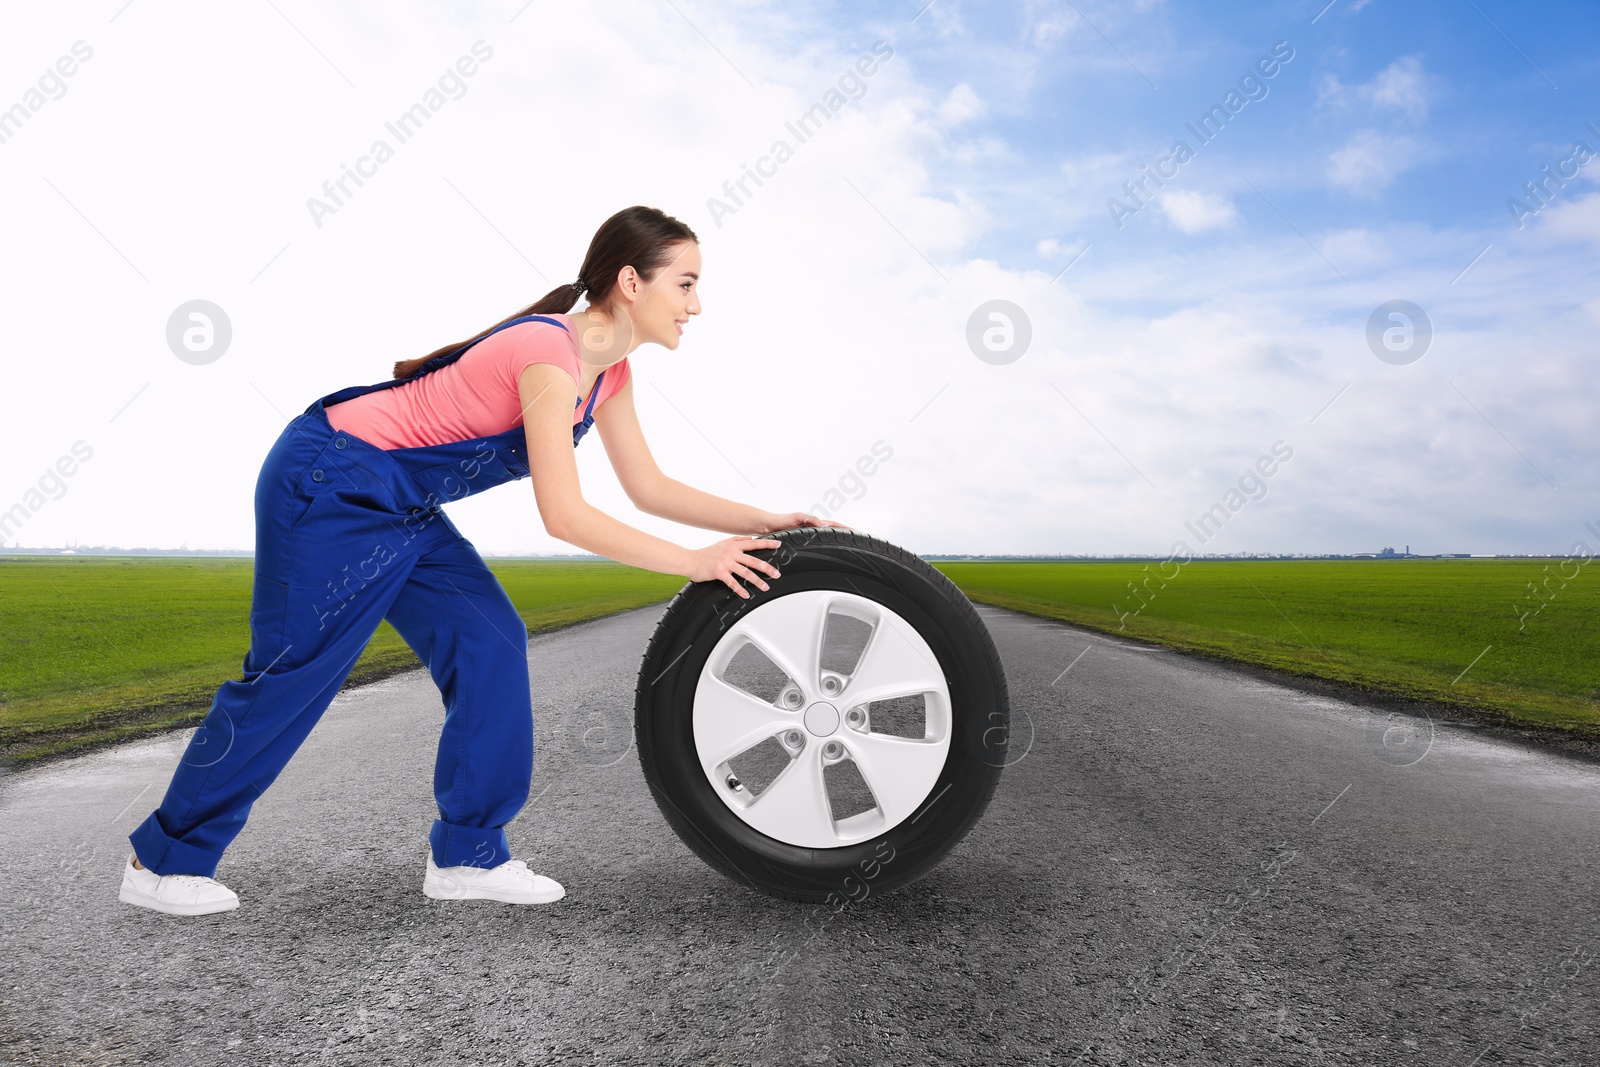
[
  {"x1": 430, "y1": 818, "x2": 511, "y2": 869},
  {"x1": 128, "y1": 810, "x2": 223, "y2": 879}
]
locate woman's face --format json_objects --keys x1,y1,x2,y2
[{"x1": 635, "y1": 240, "x2": 702, "y2": 350}]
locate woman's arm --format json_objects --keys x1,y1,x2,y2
[
  {"x1": 519, "y1": 363, "x2": 784, "y2": 596},
  {"x1": 519, "y1": 363, "x2": 695, "y2": 575},
  {"x1": 592, "y1": 375, "x2": 780, "y2": 535},
  {"x1": 641, "y1": 475, "x2": 774, "y2": 534}
]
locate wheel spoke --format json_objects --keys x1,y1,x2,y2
[
  {"x1": 847, "y1": 732, "x2": 950, "y2": 825},
  {"x1": 730, "y1": 595, "x2": 825, "y2": 695},
  {"x1": 740, "y1": 746, "x2": 836, "y2": 846},
  {"x1": 841, "y1": 615, "x2": 945, "y2": 706},
  {"x1": 693, "y1": 676, "x2": 794, "y2": 771}
]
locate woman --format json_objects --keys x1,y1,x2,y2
[{"x1": 119, "y1": 205, "x2": 845, "y2": 916}]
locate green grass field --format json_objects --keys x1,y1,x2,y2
[
  {"x1": 0, "y1": 556, "x2": 683, "y2": 766},
  {"x1": 938, "y1": 559, "x2": 1599, "y2": 736},
  {"x1": 2, "y1": 555, "x2": 1595, "y2": 768}
]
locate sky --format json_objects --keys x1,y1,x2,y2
[{"x1": 1, "y1": 0, "x2": 1596, "y2": 557}]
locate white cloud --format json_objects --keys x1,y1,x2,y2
[
  {"x1": 1535, "y1": 191, "x2": 1600, "y2": 245},
  {"x1": 1022, "y1": 0, "x2": 1165, "y2": 48},
  {"x1": 945, "y1": 134, "x2": 1010, "y2": 165},
  {"x1": 1157, "y1": 189, "x2": 1237, "y2": 234},
  {"x1": 1025, "y1": 4, "x2": 1079, "y2": 48},
  {"x1": 1036, "y1": 237, "x2": 1088, "y2": 257},
  {"x1": 1327, "y1": 129, "x2": 1423, "y2": 194},
  {"x1": 1364, "y1": 55, "x2": 1431, "y2": 121},
  {"x1": 934, "y1": 82, "x2": 984, "y2": 126},
  {"x1": 916, "y1": 0, "x2": 968, "y2": 39},
  {"x1": 1321, "y1": 227, "x2": 1381, "y2": 266},
  {"x1": 1042, "y1": 149, "x2": 1150, "y2": 226},
  {"x1": 1315, "y1": 72, "x2": 1345, "y2": 108},
  {"x1": 1317, "y1": 55, "x2": 1431, "y2": 122},
  {"x1": 931, "y1": 81, "x2": 1002, "y2": 163}
]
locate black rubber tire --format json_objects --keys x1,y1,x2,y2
[{"x1": 634, "y1": 527, "x2": 1010, "y2": 904}]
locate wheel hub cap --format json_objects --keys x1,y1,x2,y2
[{"x1": 803, "y1": 702, "x2": 840, "y2": 736}]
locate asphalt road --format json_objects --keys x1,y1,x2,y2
[{"x1": 0, "y1": 600, "x2": 1596, "y2": 1066}]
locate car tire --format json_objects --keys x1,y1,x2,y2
[{"x1": 634, "y1": 526, "x2": 1010, "y2": 904}]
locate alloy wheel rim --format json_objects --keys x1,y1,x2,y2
[{"x1": 692, "y1": 590, "x2": 952, "y2": 848}]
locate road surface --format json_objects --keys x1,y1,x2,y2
[{"x1": 0, "y1": 601, "x2": 1595, "y2": 1066}]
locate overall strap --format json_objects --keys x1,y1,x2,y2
[
  {"x1": 313, "y1": 313, "x2": 573, "y2": 414},
  {"x1": 578, "y1": 370, "x2": 606, "y2": 418},
  {"x1": 409, "y1": 313, "x2": 572, "y2": 382},
  {"x1": 429, "y1": 314, "x2": 605, "y2": 429}
]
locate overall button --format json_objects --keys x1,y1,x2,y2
[
  {"x1": 311, "y1": 469, "x2": 324, "y2": 482},
  {"x1": 334, "y1": 438, "x2": 347, "y2": 449}
]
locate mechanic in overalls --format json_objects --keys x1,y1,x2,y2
[{"x1": 118, "y1": 206, "x2": 839, "y2": 916}]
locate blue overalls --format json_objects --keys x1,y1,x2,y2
[{"x1": 129, "y1": 314, "x2": 606, "y2": 878}]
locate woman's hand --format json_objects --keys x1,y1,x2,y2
[
  {"x1": 759, "y1": 511, "x2": 853, "y2": 533},
  {"x1": 689, "y1": 535, "x2": 784, "y2": 599}
]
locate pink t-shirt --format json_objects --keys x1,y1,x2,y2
[{"x1": 325, "y1": 315, "x2": 630, "y2": 450}]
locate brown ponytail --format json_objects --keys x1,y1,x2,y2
[{"x1": 391, "y1": 205, "x2": 700, "y2": 379}]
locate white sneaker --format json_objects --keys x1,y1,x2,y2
[
  {"x1": 118, "y1": 854, "x2": 240, "y2": 916},
  {"x1": 423, "y1": 854, "x2": 565, "y2": 904}
]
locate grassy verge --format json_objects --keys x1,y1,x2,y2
[
  {"x1": 932, "y1": 559, "x2": 1600, "y2": 740},
  {"x1": 6, "y1": 555, "x2": 1596, "y2": 770},
  {"x1": 0, "y1": 556, "x2": 682, "y2": 768}
]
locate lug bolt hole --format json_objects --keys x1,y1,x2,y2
[
  {"x1": 822, "y1": 741, "x2": 843, "y2": 760},
  {"x1": 784, "y1": 730, "x2": 804, "y2": 748}
]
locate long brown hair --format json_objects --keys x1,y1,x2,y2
[{"x1": 392, "y1": 205, "x2": 700, "y2": 379}]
